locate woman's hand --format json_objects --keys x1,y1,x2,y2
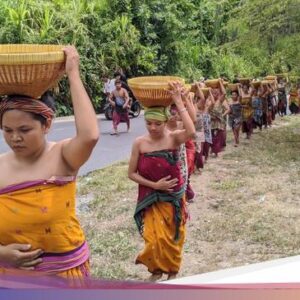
[
  {"x1": 63, "y1": 45, "x2": 80, "y2": 78},
  {"x1": 0, "y1": 244, "x2": 43, "y2": 270},
  {"x1": 181, "y1": 87, "x2": 190, "y2": 102},
  {"x1": 153, "y1": 175, "x2": 178, "y2": 192},
  {"x1": 168, "y1": 81, "x2": 184, "y2": 105}
]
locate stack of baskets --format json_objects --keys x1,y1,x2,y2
[
  {"x1": 0, "y1": 44, "x2": 66, "y2": 98},
  {"x1": 128, "y1": 76, "x2": 185, "y2": 107}
]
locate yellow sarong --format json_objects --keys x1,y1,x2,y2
[
  {"x1": 0, "y1": 180, "x2": 89, "y2": 278},
  {"x1": 240, "y1": 97, "x2": 253, "y2": 120},
  {"x1": 136, "y1": 201, "x2": 186, "y2": 275}
]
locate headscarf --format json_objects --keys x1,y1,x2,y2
[
  {"x1": 0, "y1": 96, "x2": 55, "y2": 129},
  {"x1": 144, "y1": 106, "x2": 170, "y2": 122}
]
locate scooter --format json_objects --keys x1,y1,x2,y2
[{"x1": 104, "y1": 97, "x2": 141, "y2": 120}]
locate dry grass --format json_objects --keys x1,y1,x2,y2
[{"x1": 77, "y1": 115, "x2": 300, "y2": 281}]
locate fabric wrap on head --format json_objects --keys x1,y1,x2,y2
[
  {"x1": 0, "y1": 96, "x2": 55, "y2": 129},
  {"x1": 144, "y1": 106, "x2": 170, "y2": 122}
]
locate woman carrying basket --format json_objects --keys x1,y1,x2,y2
[
  {"x1": 128, "y1": 82, "x2": 195, "y2": 281},
  {"x1": 0, "y1": 46, "x2": 99, "y2": 282}
]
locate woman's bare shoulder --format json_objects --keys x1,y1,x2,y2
[{"x1": 134, "y1": 135, "x2": 148, "y2": 144}]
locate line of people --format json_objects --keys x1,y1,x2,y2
[
  {"x1": 0, "y1": 43, "x2": 298, "y2": 285},
  {"x1": 128, "y1": 74, "x2": 299, "y2": 282}
]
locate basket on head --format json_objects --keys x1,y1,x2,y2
[
  {"x1": 238, "y1": 78, "x2": 251, "y2": 85},
  {"x1": 251, "y1": 81, "x2": 261, "y2": 89},
  {"x1": 0, "y1": 44, "x2": 65, "y2": 98},
  {"x1": 227, "y1": 83, "x2": 239, "y2": 92},
  {"x1": 204, "y1": 79, "x2": 219, "y2": 88},
  {"x1": 128, "y1": 76, "x2": 185, "y2": 107},
  {"x1": 264, "y1": 75, "x2": 277, "y2": 81},
  {"x1": 190, "y1": 85, "x2": 210, "y2": 97},
  {"x1": 200, "y1": 88, "x2": 211, "y2": 97},
  {"x1": 261, "y1": 80, "x2": 274, "y2": 86}
]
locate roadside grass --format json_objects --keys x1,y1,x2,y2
[{"x1": 77, "y1": 115, "x2": 300, "y2": 280}]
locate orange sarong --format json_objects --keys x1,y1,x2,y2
[
  {"x1": 0, "y1": 178, "x2": 89, "y2": 279},
  {"x1": 136, "y1": 201, "x2": 186, "y2": 275},
  {"x1": 134, "y1": 150, "x2": 186, "y2": 275}
]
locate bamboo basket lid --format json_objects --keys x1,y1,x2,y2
[
  {"x1": 0, "y1": 44, "x2": 65, "y2": 98},
  {"x1": 128, "y1": 76, "x2": 185, "y2": 107}
]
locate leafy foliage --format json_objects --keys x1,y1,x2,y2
[{"x1": 0, "y1": 0, "x2": 298, "y2": 114}]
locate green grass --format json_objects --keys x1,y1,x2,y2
[{"x1": 76, "y1": 115, "x2": 300, "y2": 280}]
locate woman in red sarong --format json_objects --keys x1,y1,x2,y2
[{"x1": 128, "y1": 82, "x2": 195, "y2": 281}]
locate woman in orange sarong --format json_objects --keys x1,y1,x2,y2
[
  {"x1": 128, "y1": 82, "x2": 195, "y2": 282},
  {"x1": 0, "y1": 46, "x2": 99, "y2": 283}
]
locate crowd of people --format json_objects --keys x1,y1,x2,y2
[
  {"x1": 0, "y1": 46, "x2": 99, "y2": 284},
  {"x1": 0, "y1": 44, "x2": 299, "y2": 285},
  {"x1": 128, "y1": 74, "x2": 300, "y2": 282}
]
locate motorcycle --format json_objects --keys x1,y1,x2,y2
[{"x1": 104, "y1": 97, "x2": 141, "y2": 120}]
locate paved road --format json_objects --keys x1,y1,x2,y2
[{"x1": 0, "y1": 114, "x2": 146, "y2": 176}]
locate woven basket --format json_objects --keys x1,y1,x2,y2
[
  {"x1": 251, "y1": 81, "x2": 261, "y2": 89},
  {"x1": 200, "y1": 88, "x2": 210, "y2": 97},
  {"x1": 190, "y1": 85, "x2": 210, "y2": 97},
  {"x1": 264, "y1": 75, "x2": 277, "y2": 81},
  {"x1": 0, "y1": 44, "x2": 65, "y2": 98},
  {"x1": 204, "y1": 79, "x2": 219, "y2": 88},
  {"x1": 128, "y1": 76, "x2": 185, "y2": 107},
  {"x1": 227, "y1": 83, "x2": 239, "y2": 92},
  {"x1": 238, "y1": 78, "x2": 251, "y2": 85},
  {"x1": 261, "y1": 80, "x2": 274, "y2": 86}
]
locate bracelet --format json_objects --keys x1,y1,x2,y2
[{"x1": 179, "y1": 107, "x2": 187, "y2": 113}]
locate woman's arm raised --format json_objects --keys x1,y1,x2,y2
[
  {"x1": 169, "y1": 82, "x2": 196, "y2": 146},
  {"x1": 61, "y1": 46, "x2": 100, "y2": 172}
]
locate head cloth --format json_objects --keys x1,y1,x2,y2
[
  {"x1": 0, "y1": 96, "x2": 55, "y2": 128},
  {"x1": 144, "y1": 106, "x2": 170, "y2": 122}
]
